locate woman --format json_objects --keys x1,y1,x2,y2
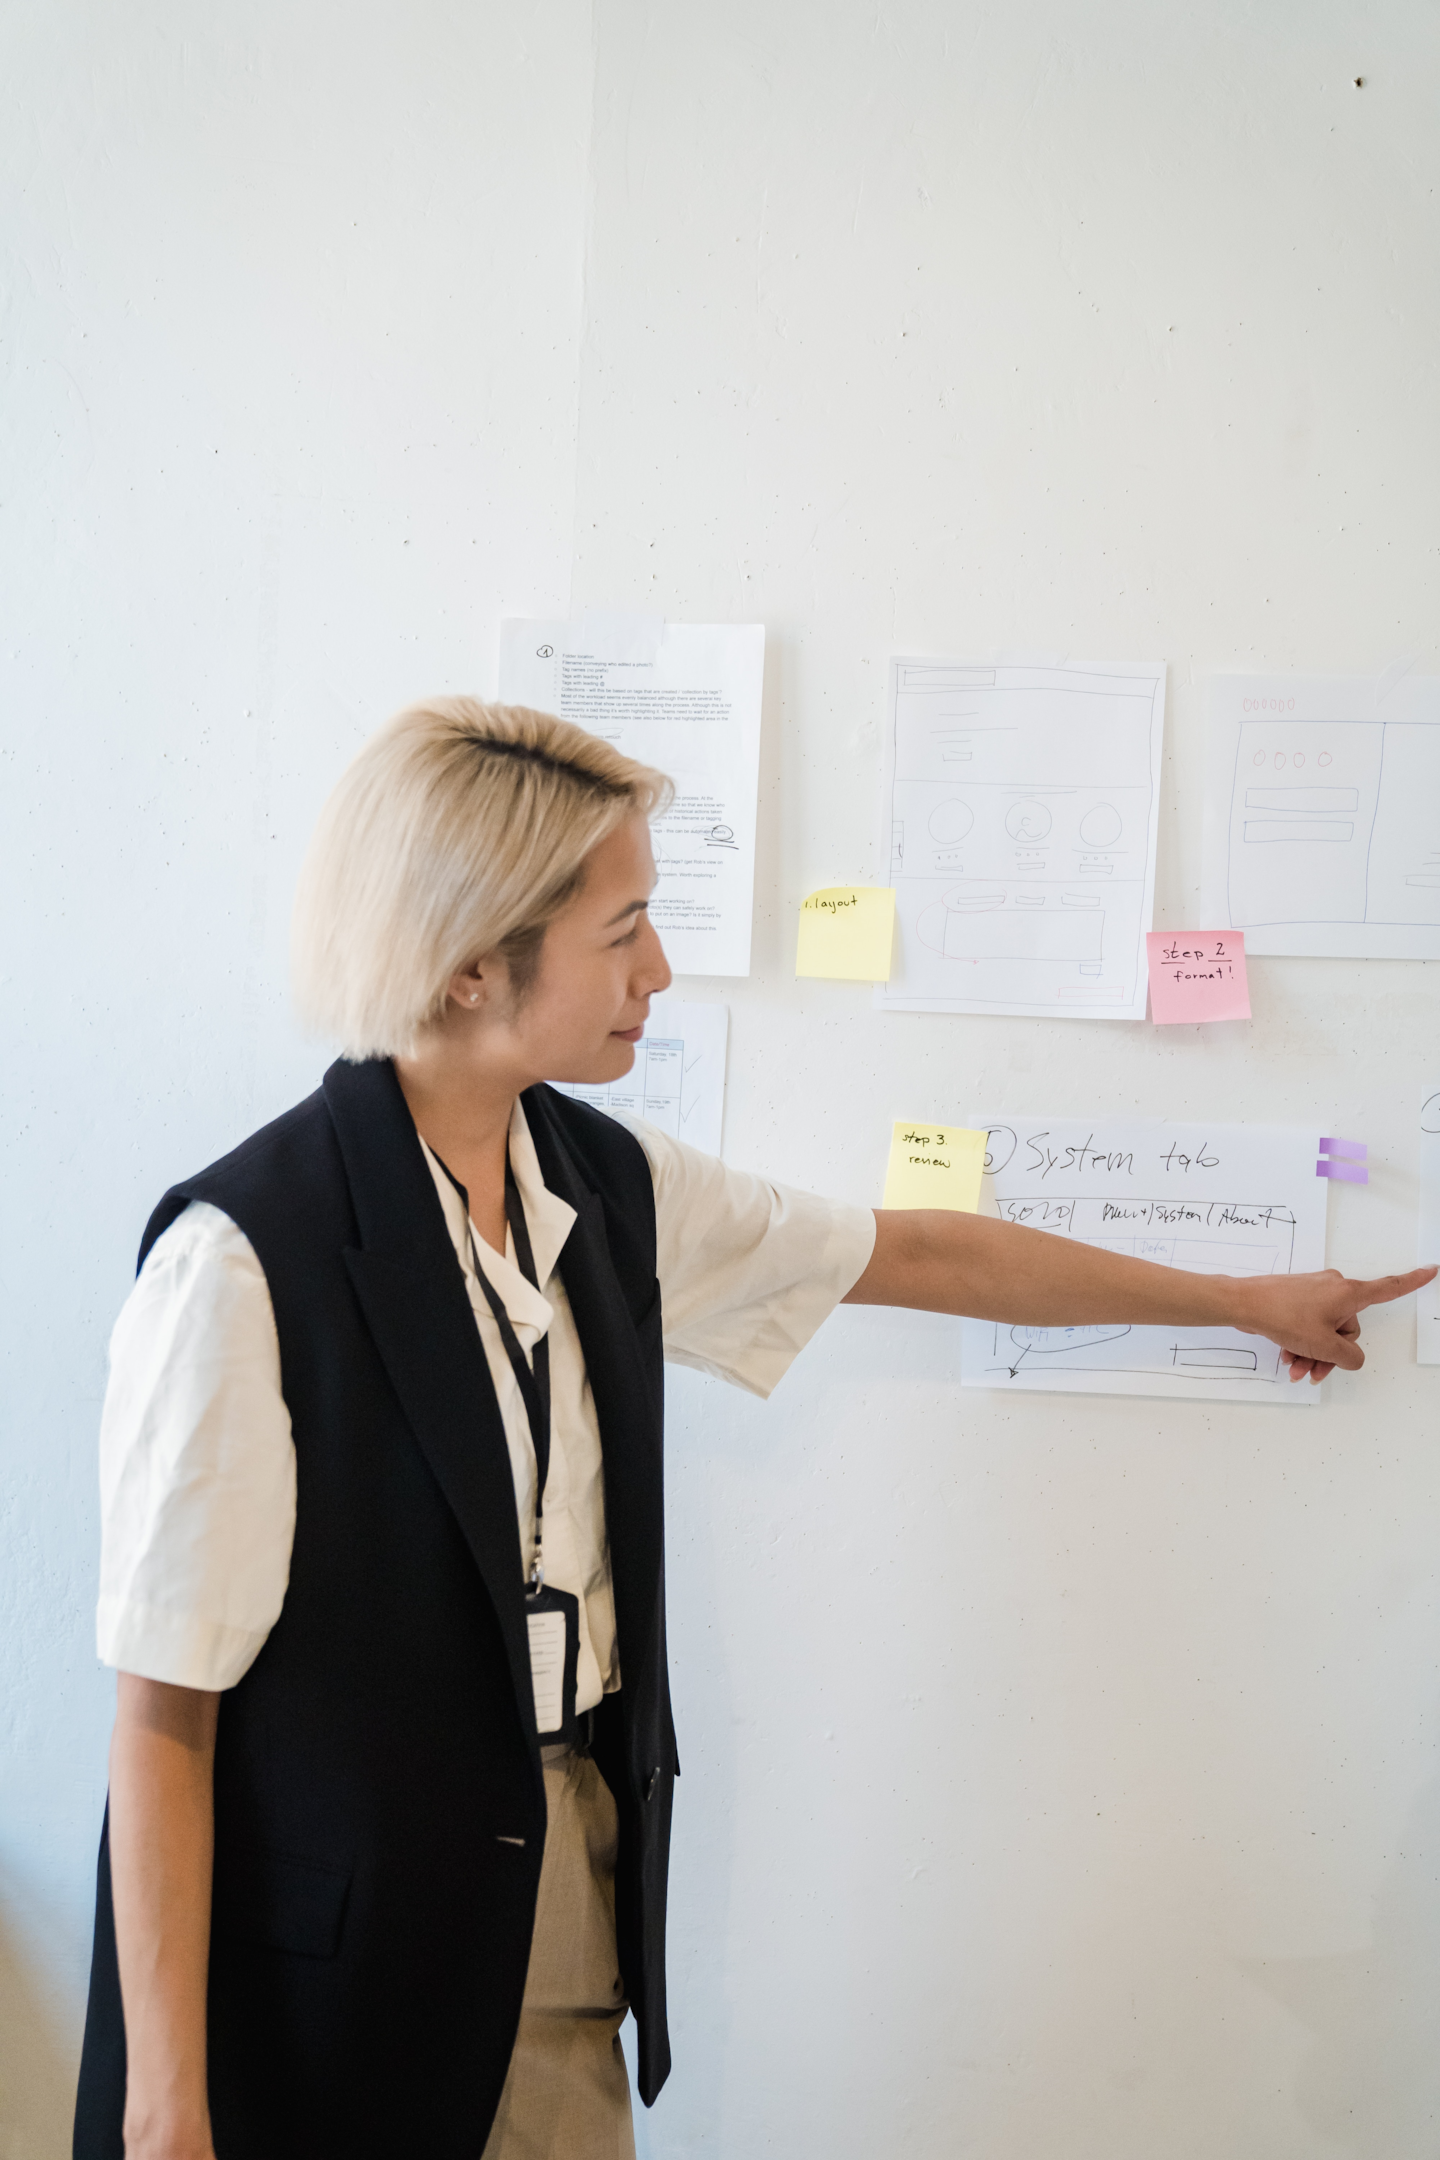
[{"x1": 75, "y1": 698, "x2": 1429, "y2": 2160}]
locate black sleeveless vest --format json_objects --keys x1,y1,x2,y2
[{"x1": 73, "y1": 1059, "x2": 677, "y2": 2160}]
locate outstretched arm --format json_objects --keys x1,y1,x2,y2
[{"x1": 843, "y1": 1209, "x2": 1436, "y2": 1383}]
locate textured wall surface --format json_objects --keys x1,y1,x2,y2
[{"x1": 3, "y1": 3, "x2": 1438, "y2": 2155}]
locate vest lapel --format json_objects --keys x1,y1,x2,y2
[
  {"x1": 523, "y1": 1090, "x2": 665, "y2": 1717},
  {"x1": 322, "y1": 1058, "x2": 536, "y2": 1749}
]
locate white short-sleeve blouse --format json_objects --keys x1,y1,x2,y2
[{"x1": 97, "y1": 1105, "x2": 876, "y2": 1706}]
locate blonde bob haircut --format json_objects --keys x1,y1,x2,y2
[{"x1": 292, "y1": 698, "x2": 673, "y2": 1060}]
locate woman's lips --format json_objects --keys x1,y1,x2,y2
[{"x1": 611, "y1": 1024, "x2": 645, "y2": 1043}]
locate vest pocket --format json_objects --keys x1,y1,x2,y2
[{"x1": 212, "y1": 1847, "x2": 352, "y2": 1960}]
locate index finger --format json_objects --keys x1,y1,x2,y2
[{"x1": 1349, "y1": 1265, "x2": 1438, "y2": 1310}]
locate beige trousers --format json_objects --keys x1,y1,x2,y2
[{"x1": 481, "y1": 1744, "x2": 636, "y2": 2160}]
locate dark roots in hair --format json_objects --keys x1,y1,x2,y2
[{"x1": 468, "y1": 733, "x2": 628, "y2": 798}]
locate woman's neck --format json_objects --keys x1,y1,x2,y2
[{"x1": 394, "y1": 1039, "x2": 520, "y2": 1253}]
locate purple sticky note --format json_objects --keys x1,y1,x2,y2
[
  {"x1": 1319, "y1": 1137, "x2": 1367, "y2": 1160},
  {"x1": 1316, "y1": 1158, "x2": 1369, "y2": 1184}
]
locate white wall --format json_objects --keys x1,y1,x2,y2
[
  {"x1": 0, "y1": 4, "x2": 594, "y2": 2147},
  {"x1": 4, "y1": 3, "x2": 1438, "y2": 2155}
]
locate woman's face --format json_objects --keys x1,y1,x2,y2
[{"x1": 469, "y1": 813, "x2": 673, "y2": 1086}]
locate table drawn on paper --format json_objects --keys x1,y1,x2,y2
[
  {"x1": 560, "y1": 1034, "x2": 689, "y2": 1133},
  {"x1": 962, "y1": 1117, "x2": 1325, "y2": 1403},
  {"x1": 979, "y1": 1192, "x2": 1296, "y2": 1383},
  {"x1": 880, "y1": 658, "x2": 1166, "y2": 1019}
]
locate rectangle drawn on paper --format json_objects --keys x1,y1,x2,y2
[
  {"x1": 878, "y1": 657, "x2": 1167, "y2": 1019},
  {"x1": 1244, "y1": 788, "x2": 1360, "y2": 813}
]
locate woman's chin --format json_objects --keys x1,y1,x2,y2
[{"x1": 549, "y1": 1038, "x2": 639, "y2": 1086}]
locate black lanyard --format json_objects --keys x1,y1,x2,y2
[{"x1": 435, "y1": 1152, "x2": 552, "y2": 1590}]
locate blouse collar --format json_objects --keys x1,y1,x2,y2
[{"x1": 418, "y1": 1099, "x2": 578, "y2": 1349}]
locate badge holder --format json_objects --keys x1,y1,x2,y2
[
  {"x1": 440, "y1": 1148, "x2": 584, "y2": 1750},
  {"x1": 525, "y1": 1563, "x2": 581, "y2": 1746}
]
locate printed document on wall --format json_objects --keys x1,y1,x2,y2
[
  {"x1": 1201, "y1": 671, "x2": 1440, "y2": 959},
  {"x1": 499, "y1": 615, "x2": 764, "y2": 976},
  {"x1": 548, "y1": 998, "x2": 728, "y2": 1157},
  {"x1": 1421, "y1": 1087, "x2": 1440, "y2": 1365},
  {"x1": 961, "y1": 1117, "x2": 1325, "y2": 1406},
  {"x1": 878, "y1": 658, "x2": 1167, "y2": 1018}
]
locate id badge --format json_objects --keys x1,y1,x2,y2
[{"x1": 525, "y1": 1582, "x2": 581, "y2": 1744}]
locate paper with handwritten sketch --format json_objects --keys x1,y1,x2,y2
[
  {"x1": 1201, "y1": 671, "x2": 1440, "y2": 960},
  {"x1": 877, "y1": 657, "x2": 1166, "y2": 1019},
  {"x1": 1420, "y1": 1088, "x2": 1440, "y2": 1365},
  {"x1": 500, "y1": 614, "x2": 764, "y2": 976},
  {"x1": 961, "y1": 1117, "x2": 1325, "y2": 1405},
  {"x1": 548, "y1": 998, "x2": 728, "y2": 1157}
]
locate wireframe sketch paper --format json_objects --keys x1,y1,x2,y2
[
  {"x1": 961, "y1": 1117, "x2": 1325, "y2": 1405},
  {"x1": 877, "y1": 658, "x2": 1167, "y2": 1018},
  {"x1": 1201, "y1": 672, "x2": 1440, "y2": 959},
  {"x1": 1420, "y1": 1088, "x2": 1440, "y2": 1365},
  {"x1": 548, "y1": 998, "x2": 728, "y2": 1157},
  {"x1": 499, "y1": 615, "x2": 765, "y2": 976}
]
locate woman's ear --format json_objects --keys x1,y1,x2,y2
[{"x1": 447, "y1": 963, "x2": 487, "y2": 1011}]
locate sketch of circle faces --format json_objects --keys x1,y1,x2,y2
[
  {"x1": 915, "y1": 791, "x2": 1129, "y2": 974},
  {"x1": 925, "y1": 791, "x2": 1126, "y2": 869}
]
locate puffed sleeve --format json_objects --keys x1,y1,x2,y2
[
  {"x1": 97, "y1": 1200, "x2": 296, "y2": 1690},
  {"x1": 611, "y1": 1118, "x2": 877, "y2": 1399}
]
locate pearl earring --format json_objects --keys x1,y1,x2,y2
[{"x1": 469, "y1": 991, "x2": 480, "y2": 1003}]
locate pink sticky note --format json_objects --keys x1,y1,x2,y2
[{"x1": 1146, "y1": 931, "x2": 1251, "y2": 1024}]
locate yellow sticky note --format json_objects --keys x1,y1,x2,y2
[
  {"x1": 882, "y1": 1121, "x2": 987, "y2": 1212},
  {"x1": 795, "y1": 886, "x2": 896, "y2": 981}
]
